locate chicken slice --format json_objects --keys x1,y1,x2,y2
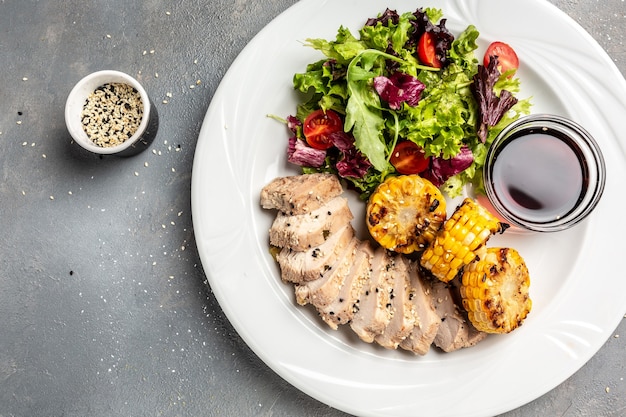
[
  {"x1": 428, "y1": 278, "x2": 487, "y2": 353},
  {"x1": 350, "y1": 246, "x2": 394, "y2": 344},
  {"x1": 374, "y1": 255, "x2": 417, "y2": 349},
  {"x1": 295, "y1": 238, "x2": 359, "y2": 308},
  {"x1": 317, "y1": 241, "x2": 372, "y2": 330},
  {"x1": 399, "y1": 262, "x2": 441, "y2": 355},
  {"x1": 269, "y1": 196, "x2": 353, "y2": 251},
  {"x1": 276, "y1": 224, "x2": 354, "y2": 284},
  {"x1": 260, "y1": 173, "x2": 343, "y2": 215}
]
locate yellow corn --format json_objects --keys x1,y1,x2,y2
[
  {"x1": 366, "y1": 175, "x2": 446, "y2": 254},
  {"x1": 460, "y1": 247, "x2": 532, "y2": 334},
  {"x1": 419, "y1": 198, "x2": 508, "y2": 282}
]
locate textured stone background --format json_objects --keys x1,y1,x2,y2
[{"x1": 0, "y1": 1, "x2": 623, "y2": 416}]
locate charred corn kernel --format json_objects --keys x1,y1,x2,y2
[
  {"x1": 366, "y1": 175, "x2": 446, "y2": 254},
  {"x1": 420, "y1": 198, "x2": 508, "y2": 282},
  {"x1": 460, "y1": 247, "x2": 532, "y2": 334}
]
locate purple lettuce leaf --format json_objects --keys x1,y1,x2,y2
[
  {"x1": 422, "y1": 146, "x2": 474, "y2": 186},
  {"x1": 373, "y1": 72, "x2": 425, "y2": 110},
  {"x1": 287, "y1": 136, "x2": 326, "y2": 167}
]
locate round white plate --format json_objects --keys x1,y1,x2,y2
[{"x1": 191, "y1": 1, "x2": 626, "y2": 416}]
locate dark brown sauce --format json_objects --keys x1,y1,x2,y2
[{"x1": 491, "y1": 128, "x2": 586, "y2": 223}]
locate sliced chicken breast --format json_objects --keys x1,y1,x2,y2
[
  {"x1": 276, "y1": 224, "x2": 354, "y2": 284},
  {"x1": 317, "y1": 241, "x2": 373, "y2": 330},
  {"x1": 269, "y1": 196, "x2": 353, "y2": 251},
  {"x1": 260, "y1": 173, "x2": 343, "y2": 215},
  {"x1": 295, "y1": 238, "x2": 359, "y2": 308},
  {"x1": 399, "y1": 262, "x2": 441, "y2": 355},
  {"x1": 428, "y1": 278, "x2": 487, "y2": 353},
  {"x1": 374, "y1": 255, "x2": 417, "y2": 349},
  {"x1": 350, "y1": 246, "x2": 394, "y2": 344}
]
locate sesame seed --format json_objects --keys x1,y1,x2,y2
[
  {"x1": 22, "y1": 77, "x2": 28, "y2": 81},
  {"x1": 81, "y1": 82, "x2": 143, "y2": 148}
]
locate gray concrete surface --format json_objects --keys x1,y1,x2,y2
[{"x1": 0, "y1": 1, "x2": 624, "y2": 416}]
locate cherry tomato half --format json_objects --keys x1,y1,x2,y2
[
  {"x1": 484, "y1": 41, "x2": 519, "y2": 74},
  {"x1": 417, "y1": 32, "x2": 442, "y2": 69},
  {"x1": 303, "y1": 109, "x2": 343, "y2": 150},
  {"x1": 390, "y1": 141, "x2": 430, "y2": 175}
]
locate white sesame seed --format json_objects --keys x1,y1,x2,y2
[
  {"x1": 50, "y1": 196, "x2": 54, "y2": 200},
  {"x1": 22, "y1": 77, "x2": 28, "y2": 81},
  {"x1": 16, "y1": 120, "x2": 22, "y2": 125},
  {"x1": 42, "y1": 154, "x2": 47, "y2": 158},
  {"x1": 143, "y1": 50, "x2": 147, "y2": 55},
  {"x1": 22, "y1": 142, "x2": 27, "y2": 146},
  {"x1": 166, "y1": 92, "x2": 172, "y2": 98},
  {"x1": 155, "y1": 72, "x2": 159, "y2": 78},
  {"x1": 162, "y1": 100, "x2": 168, "y2": 104},
  {"x1": 106, "y1": 34, "x2": 111, "y2": 39},
  {"x1": 150, "y1": 49, "x2": 155, "y2": 54},
  {"x1": 144, "y1": 162, "x2": 149, "y2": 167},
  {"x1": 134, "y1": 171, "x2": 139, "y2": 176}
]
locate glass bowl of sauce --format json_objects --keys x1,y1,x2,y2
[{"x1": 483, "y1": 114, "x2": 606, "y2": 232}]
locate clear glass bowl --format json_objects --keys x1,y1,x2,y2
[{"x1": 483, "y1": 114, "x2": 606, "y2": 232}]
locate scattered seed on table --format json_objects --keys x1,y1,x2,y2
[{"x1": 81, "y1": 82, "x2": 143, "y2": 148}]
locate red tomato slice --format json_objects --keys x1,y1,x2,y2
[
  {"x1": 390, "y1": 141, "x2": 430, "y2": 175},
  {"x1": 484, "y1": 41, "x2": 519, "y2": 74},
  {"x1": 417, "y1": 32, "x2": 442, "y2": 68},
  {"x1": 303, "y1": 109, "x2": 343, "y2": 150}
]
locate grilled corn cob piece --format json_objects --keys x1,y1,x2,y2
[
  {"x1": 420, "y1": 198, "x2": 508, "y2": 282},
  {"x1": 366, "y1": 175, "x2": 446, "y2": 254},
  {"x1": 460, "y1": 247, "x2": 532, "y2": 334}
]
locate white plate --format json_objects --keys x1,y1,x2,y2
[{"x1": 191, "y1": 1, "x2": 626, "y2": 416}]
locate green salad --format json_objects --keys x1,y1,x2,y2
[{"x1": 283, "y1": 7, "x2": 531, "y2": 199}]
